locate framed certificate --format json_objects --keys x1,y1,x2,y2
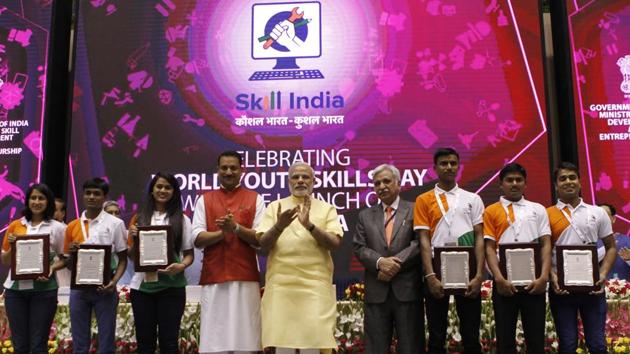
[
  {"x1": 556, "y1": 244, "x2": 599, "y2": 293},
  {"x1": 71, "y1": 244, "x2": 111, "y2": 289},
  {"x1": 499, "y1": 242, "x2": 541, "y2": 289},
  {"x1": 11, "y1": 234, "x2": 50, "y2": 280},
  {"x1": 433, "y1": 246, "x2": 476, "y2": 295},
  {"x1": 133, "y1": 225, "x2": 174, "y2": 272}
]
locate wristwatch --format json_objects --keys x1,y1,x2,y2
[{"x1": 307, "y1": 223, "x2": 316, "y2": 232}]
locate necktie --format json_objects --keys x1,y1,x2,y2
[
  {"x1": 385, "y1": 206, "x2": 394, "y2": 246},
  {"x1": 507, "y1": 203, "x2": 515, "y2": 223},
  {"x1": 439, "y1": 193, "x2": 449, "y2": 212}
]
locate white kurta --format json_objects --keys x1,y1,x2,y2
[{"x1": 198, "y1": 281, "x2": 262, "y2": 353}]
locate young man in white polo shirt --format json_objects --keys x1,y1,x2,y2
[
  {"x1": 414, "y1": 147, "x2": 485, "y2": 354},
  {"x1": 63, "y1": 178, "x2": 128, "y2": 354},
  {"x1": 484, "y1": 163, "x2": 551, "y2": 353},
  {"x1": 547, "y1": 162, "x2": 616, "y2": 354}
]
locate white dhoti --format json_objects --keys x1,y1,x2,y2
[{"x1": 199, "y1": 281, "x2": 261, "y2": 353}]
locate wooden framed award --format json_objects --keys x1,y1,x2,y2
[
  {"x1": 499, "y1": 242, "x2": 541, "y2": 290},
  {"x1": 11, "y1": 234, "x2": 50, "y2": 280},
  {"x1": 433, "y1": 246, "x2": 476, "y2": 295},
  {"x1": 71, "y1": 244, "x2": 111, "y2": 289},
  {"x1": 133, "y1": 225, "x2": 174, "y2": 272},
  {"x1": 556, "y1": 244, "x2": 599, "y2": 293}
]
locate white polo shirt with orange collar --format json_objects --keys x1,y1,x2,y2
[
  {"x1": 414, "y1": 184, "x2": 484, "y2": 248},
  {"x1": 484, "y1": 196, "x2": 550, "y2": 244},
  {"x1": 547, "y1": 199, "x2": 612, "y2": 268},
  {"x1": 547, "y1": 199, "x2": 612, "y2": 246},
  {"x1": 64, "y1": 210, "x2": 127, "y2": 255}
]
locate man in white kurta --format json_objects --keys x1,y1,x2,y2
[{"x1": 256, "y1": 162, "x2": 343, "y2": 354}]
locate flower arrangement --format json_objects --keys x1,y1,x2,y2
[
  {"x1": 43, "y1": 289, "x2": 201, "y2": 354},
  {"x1": 335, "y1": 279, "x2": 630, "y2": 353},
  {"x1": 117, "y1": 285, "x2": 131, "y2": 303},
  {"x1": 114, "y1": 284, "x2": 134, "y2": 347},
  {"x1": 344, "y1": 282, "x2": 365, "y2": 301},
  {"x1": 1, "y1": 280, "x2": 630, "y2": 353},
  {"x1": 1, "y1": 340, "x2": 12, "y2": 353},
  {"x1": 605, "y1": 279, "x2": 630, "y2": 354},
  {"x1": 480, "y1": 279, "x2": 492, "y2": 299},
  {"x1": 337, "y1": 283, "x2": 366, "y2": 352},
  {"x1": 610, "y1": 337, "x2": 630, "y2": 353},
  {"x1": 606, "y1": 279, "x2": 630, "y2": 299},
  {"x1": 336, "y1": 300, "x2": 364, "y2": 353}
]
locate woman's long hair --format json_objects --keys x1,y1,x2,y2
[
  {"x1": 22, "y1": 183, "x2": 55, "y2": 222},
  {"x1": 136, "y1": 173, "x2": 184, "y2": 254}
]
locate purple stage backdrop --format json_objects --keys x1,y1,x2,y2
[
  {"x1": 69, "y1": 0, "x2": 550, "y2": 284},
  {"x1": 0, "y1": 0, "x2": 51, "y2": 230},
  {"x1": 565, "y1": 0, "x2": 630, "y2": 235},
  {"x1": 0, "y1": 0, "x2": 52, "y2": 285}
]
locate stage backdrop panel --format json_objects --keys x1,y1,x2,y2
[
  {"x1": 0, "y1": 0, "x2": 53, "y2": 283},
  {"x1": 69, "y1": 0, "x2": 550, "y2": 283},
  {"x1": 0, "y1": 1, "x2": 51, "y2": 229},
  {"x1": 565, "y1": 0, "x2": 630, "y2": 234}
]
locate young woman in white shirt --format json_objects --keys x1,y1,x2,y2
[
  {"x1": 1, "y1": 183, "x2": 66, "y2": 353},
  {"x1": 127, "y1": 172, "x2": 194, "y2": 354}
]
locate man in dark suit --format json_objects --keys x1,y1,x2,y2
[{"x1": 353, "y1": 164, "x2": 425, "y2": 353}]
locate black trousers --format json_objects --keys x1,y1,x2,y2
[
  {"x1": 4, "y1": 288, "x2": 58, "y2": 354},
  {"x1": 492, "y1": 287, "x2": 546, "y2": 354},
  {"x1": 364, "y1": 291, "x2": 425, "y2": 354},
  {"x1": 130, "y1": 287, "x2": 186, "y2": 354},
  {"x1": 424, "y1": 286, "x2": 481, "y2": 354}
]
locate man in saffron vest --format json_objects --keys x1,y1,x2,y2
[
  {"x1": 256, "y1": 162, "x2": 343, "y2": 354},
  {"x1": 192, "y1": 151, "x2": 265, "y2": 353}
]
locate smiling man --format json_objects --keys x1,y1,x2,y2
[
  {"x1": 483, "y1": 163, "x2": 551, "y2": 353},
  {"x1": 547, "y1": 162, "x2": 616, "y2": 354},
  {"x1": 414, "y1": 147, "x2": 485, "y2": 354},
  {"x1": 353, "y1": 164, "x2": 424, "y2": 353},
  {"x1": 256, "y1": 161, "x2": 343, "y2": 354},
  {"x1": 192, "y1": 151, "x2": 265, "y2": 354}
]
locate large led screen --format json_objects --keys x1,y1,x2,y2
[
  {"x1": 566, "y1": 0, "x2": 630, "y2": 234},
  {"x1": 70, "y1": 0, "x2": 550, "y2": 282},
  {"x1": 0, "y1": 1, "x2": 52, "y2": 231}
]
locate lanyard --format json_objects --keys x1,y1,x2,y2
[
  {"x1": 559, "y1": 205, "x2": 592, "y2": 244},
  {"x1": 434, "y1": 188, "x2": 459, "y2": 226},
  {"x1": 79, "y1": 214, "x2": 90, "y2": 242},
  {"x1": 502, "y1": 202, "x2": 524, "y2": 238}
]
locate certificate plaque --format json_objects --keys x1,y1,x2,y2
[
  {"x1": 11, "y1": 234, "x2": 50, "y2": 280},
  {"x1": 499, "y1": 242, "x2": 541, "y2": 289},
  {"x1": 71, "y1": 244, "x2": 111, "y2": 289},
  {"x1": 433, "y1": 246, "x2": 476, "y2": 295},
  {"x1": 556, "y1": 244, "x2": 599, "y2": 293},
  {"x1": 133, "y1": 225, "x2": 174, "y2": 272}
]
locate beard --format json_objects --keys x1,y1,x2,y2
[{"x1": 290, "y1": 185, "x2": 313, "y2": 197}]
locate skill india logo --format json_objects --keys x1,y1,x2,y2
[
  {"x1": 618, "y1": 55, "x2": 630, "y2": 97},
  {"x1": 249, "y1": 2, "x2": 323, "y2": 81}
]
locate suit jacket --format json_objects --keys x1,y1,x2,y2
[{"x1": 353, "y1": 199, "x2": 422, "y2": 303}]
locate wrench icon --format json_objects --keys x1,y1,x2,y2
[{"x1": 262, "y1": 7, "x2": 305, "y2": 49}]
